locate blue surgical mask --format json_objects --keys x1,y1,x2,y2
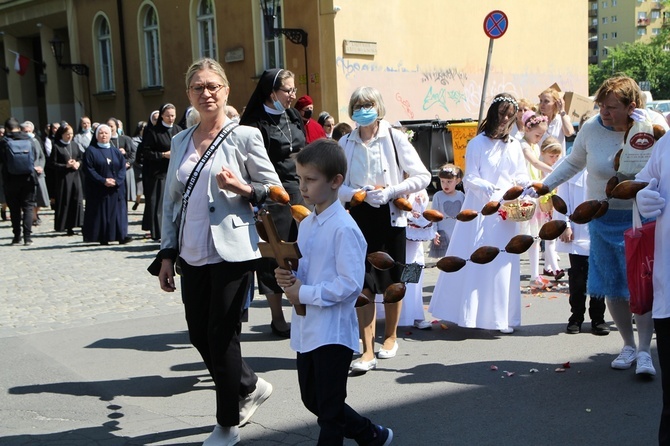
[
  {"x1": 352, "y1": 108, "x2": 378, "y2": 126},
  {"x1": 98, "y1": 142, "x2": 111, "y2": 148},
  {"x1": 273, "y1": 99, "x2": 286, "y2": 113}
]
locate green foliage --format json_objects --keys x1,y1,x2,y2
[{"x1": 589, "y1": 41, "x2": 670, "y2": 99}]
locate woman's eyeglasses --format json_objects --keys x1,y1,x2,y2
[
  {"x1": 353, "y1": 102, "x2": 374, "y2": 111},
  {"x1": 278, "y1": 87, "x2": 298, "y2": 95},
  {"x1": 189, "y1": 84, "x2": 224, "y2": 95}
]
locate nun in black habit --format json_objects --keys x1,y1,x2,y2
[
  {"x1": 139, "y1": 103, "x2": 182, "y2": 241},
  {"x1": 239, "y1": 68, "x2": 306, "y2": 337}
]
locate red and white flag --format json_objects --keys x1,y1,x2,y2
[{"x1": 14, "y1": 53, "x2": 30, "y2": 76}]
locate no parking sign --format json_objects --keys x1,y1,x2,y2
[
  {"x1": 478, "y1": 10, "x2": 509, "y2": 123},
  {"x1": 483, "y1": 10, "x2": 508, "y2": 39}
]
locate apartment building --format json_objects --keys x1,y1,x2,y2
[{"x1": 589, "y1": 0, "x2": 669, "y2": 65}]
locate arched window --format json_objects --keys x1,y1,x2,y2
[
  {"x1": 261, "y1": 0, "x2": 285, "y2": 68},
  {"x1": 97, "y1": 17, "x2": 114, "y2": 91},
  {"x1": 197, "y1": 0, "x2": 217, "y2": 59},
  {"x1": 143, "y1": 6, "x2": 162, "y2": 86}
]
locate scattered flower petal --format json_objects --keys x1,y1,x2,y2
[
  {"x1": 562, "y1": 361, "x2": 571, "y2": 368},
  {"x1": 555, "y1": 367, "x2": 566, "y2": 373},
  {"x1": 529, "y1": 368, "x2": 539, "y2": 373},
  {"x1": 586, "y1": 408, "x2": 592, "y2": 413},
  {"x1": 405, "y1": 331, "x2": 413, "y2": 336},
  {"x1": 490, "y1": 365, "x2": 498, "y2": 371},
  {"x1": 505, "y1": 371, "x2": 515, "y2": 377},
  {"x1": 440, "y1": 323, "x2": 448, "y2": 330},
  {"x1": 525, "y1": 303, "x2": 532, "y2": 308}
]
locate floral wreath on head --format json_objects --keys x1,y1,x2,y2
[
  {"x1": 524, "y1": 114, "x2": 549, "y2": 129},
  {"x1": 491, "y1": 96, "x2": 519, "y2": 111}
]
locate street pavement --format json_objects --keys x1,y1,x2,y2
[{"x1": 0, "y1": 204, "x2": 662, "y2": 445}]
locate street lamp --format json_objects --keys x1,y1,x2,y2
[
  {"x1": 259, "y1": 0, "x2": 309, "y2": 94},
  {"x1": 49, "y1": 37, "x2": 89, "y2": 77}
]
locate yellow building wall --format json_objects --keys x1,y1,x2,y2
[{"x1": 329, "y1": 0, "x2": 588, "y2": 123}]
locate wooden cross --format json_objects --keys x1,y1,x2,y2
[{"x1": 256, "y1": 208, "x2": 306, "y2": 316}]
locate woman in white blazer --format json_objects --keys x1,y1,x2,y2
[{"x1": 157, "y1": 58, "x2": 281, "y2": 445}]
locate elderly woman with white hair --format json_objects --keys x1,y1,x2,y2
[{"x1": 82, "y1": 124, "x2": 130, "y2": 245}]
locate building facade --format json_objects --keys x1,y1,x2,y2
[
  {"x1": 0, "y1": 0, "x2": 588, "y2": 133},
  {"x1": 589, "y1": 0, "x2": 670, "y2": 66}
]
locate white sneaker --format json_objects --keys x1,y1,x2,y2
[
  {"x1": 203, "y1": 424, "x2": 240, "y2": 446},
  {"x1": 611, "y1": 346, "x2": 637, "y2": 370},
  {"x1": 499, "y1": 327, "x2": 514, "y2": 334},
  {"x1": 413, "y1": 320, "x2": 432, "y2": 330},
  {"x1": 636, "y1": 351, "x2": 657, "y2": 376},
  {"x1": 239, "y1": 377, "x2": 272, "y2": 426}
]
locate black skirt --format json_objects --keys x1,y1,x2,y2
[{"x1": 349, "y1": 202, "x2": 406, "y2": 295}]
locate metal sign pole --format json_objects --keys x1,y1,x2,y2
[{"x1": 478, "y1": 38, "x2": 494, "y2": 125}]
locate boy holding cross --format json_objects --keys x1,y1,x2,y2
[{"x1": 275, "y1": 139, "x2": 393, "y2": 445}]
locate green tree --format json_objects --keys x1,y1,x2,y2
[{"x1": 590, "y1": 42, "x2": 670, "y2": 99}]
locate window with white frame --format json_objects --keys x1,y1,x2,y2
[
  {"x1": 612, "y1": 0, "x2": 617, "y2": 4},
  {"x1": 612, "y1": 31, "x2": 618, "y2": 38},
  {"x1": 638, "y1": 27, "x2": 648, "y2": 35},
  {"x1": 602, "y1": 0, "x2": 607, "y2": 7},
  {"x1": 612, "y1": 15, "x2": 618, "y2": 23},
  {"x1": 143, "y1": 6, "x2": 162, "y2": 87},
  {"x1": 639, "y1": 11, "x2": 648, "y2": 19},
  {"x1": 652, "y1": 10, "x2": 661, "y2": 19},
  {"x1": 653, "y1": 27, "x2": 661, "y2": 34},
  {"x1": 96, "y1": 16, "x2": 114, "y2": 91},
  {"x1": 602, "y1": 17, "x2": 608, "y2": 24},
  {"x1": 603, "y1": 33, "x2": 608, "y2": 40},
  {"x1": 197, "y1": 0, "x2": 217, "y2": 59},
  {"x1": 262, "y1": 1, "x2": 285, "y2": 69}
]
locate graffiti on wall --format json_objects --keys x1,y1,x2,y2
[{"x1": 336, "y1": 57, "x2": 587, "y2": 123}]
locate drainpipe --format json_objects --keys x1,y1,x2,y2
[{"x1": 117, "y1": 0, "x2": 130, "y2": 126}]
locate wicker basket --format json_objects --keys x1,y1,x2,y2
[{"x1": 500, "y1": 199, "x2": 537, "y2": 222}]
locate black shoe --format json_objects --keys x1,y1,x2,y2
[
  {"x1": 66, "y1": 229, "x2": 75, "y2": 236},
  {"x1": 1, "y1": 209, "x2": 6, "y2": 221},
  {"x1": 24, "y1": 239, "x2": 33, "y2": 246},
  {"x1": 11, "y1": 236, "x2": 21, "y2": 245},
  {"x1": 554, "y1": 269, "x2": 565, "y2": 281},
  {"x1": 132, "y1": 202, "x2": 140, "y2": 211},
  {"x1": 270, "y1": 321, "x2": 291, "y2": 338},
  {"x1": 119, "y1": 236, "x2": 133, "y2": 245},
  {"x1": 591, "y1": 322, "x2": 610, "y2": 336},
  {"x1": 566, "y1": 322, "x2": 581, "y2": 334},
  {"x1": 100, "y1": 241, "x2": 109, "y2": 245},
  {"x1": 368, "y1": 425, "x2": 393, "y2": 446}
]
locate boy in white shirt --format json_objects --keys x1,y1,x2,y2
[{"x1": 275, "y1": 139, "x2": 393, "y2": 445}]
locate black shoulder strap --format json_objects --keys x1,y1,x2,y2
[
  {"x1": 180, "y1": 122, "x2": 238, "y2": 220},
  {"x1": 388, "y1": 127, "x2": 401, "y2": 170}
]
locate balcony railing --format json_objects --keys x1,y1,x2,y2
[
  {"x1": 589, "y1": 9, "x2": 598, "y2": 17},
  {"x1": 638, "y1": 18, "x2": 650, "y2": 26}
]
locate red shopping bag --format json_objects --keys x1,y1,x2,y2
[{"x1": 624, "y1": 218, "x2": 656, "y2": 315}]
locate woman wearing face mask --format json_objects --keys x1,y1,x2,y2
[
  {"x1": 338, "y1": 86, "x2": 431, "y2": 373},
  {"x1": 240, "y1": 68, "x2": 307, "y2": 338},
  {"x1": 139, "y1": 103, "x2": 182, "y2": 241}
]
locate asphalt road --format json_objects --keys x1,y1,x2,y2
[{"x1": 0, "y1": 205, "x2": 661, "y2": 445}]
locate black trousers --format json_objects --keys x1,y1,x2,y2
[
  {"x1": 297, "y1": 344, "x2": 374, "y2": 445},
  {"x1": 568, "y1": 254, "x2": 606, "y2": 325},
  {"x1": 179, "y1": 258, "x2": 258, "y2": 427},
  {"x1": 4, "y1": 176, "x2": 36, "y2": 242},
  {"x1": 655, "y1": 317, "x2": 670, "y2": 446}
]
